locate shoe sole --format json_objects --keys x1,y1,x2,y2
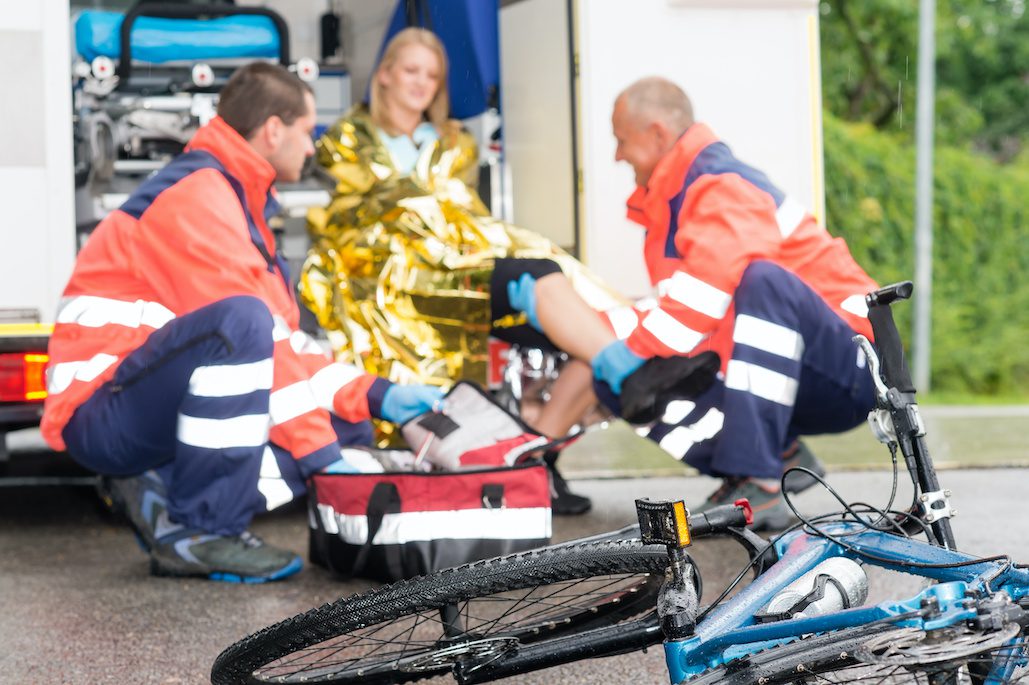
[
  {"x1": 150, "y1": 555, "x2": 303, "y2": 584},
  {"x1": 552, "y1": 501, "x2": 592, "y2": 516}
]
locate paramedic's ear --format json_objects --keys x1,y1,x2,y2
[
  {"x1": 650, "y1": 119, "x2": 676, "y2": 150},
  {"x1": 252, "y1": 115, "x2": 285, "y2": 148}
]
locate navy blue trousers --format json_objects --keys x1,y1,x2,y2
[
  {"x1": 645, "y1": 262, "x2": 875, "y2": 479},
  {"x1": 63, "y1": 296, "x2": 371, "y2": 535}
]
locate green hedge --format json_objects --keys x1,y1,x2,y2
[{"x1": 824, "y1": 113, "x2": 1029, "y2": 395}]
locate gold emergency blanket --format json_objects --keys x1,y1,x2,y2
[{"x1": 301, "y1": 106, "x2": 625, "y2": 388}]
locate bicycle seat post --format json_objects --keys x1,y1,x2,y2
[{"x1": 635, "y1": 499, "x2": 699, "y2": 641}]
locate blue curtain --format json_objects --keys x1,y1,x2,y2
[{"x1": 379, "y1": 0, "x2": 500, "y2": 120}]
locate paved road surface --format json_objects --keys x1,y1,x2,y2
[{"x1": 2, "y1": 458, "x2": 1027, "y2": 685}]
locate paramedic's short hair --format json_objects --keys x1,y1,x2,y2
[
  {"x1": 618, "y1": 77, "x2": 694, "y2": 136},
  {"x1": 218, "y1": 62, "x2": 314, "y2": 140}
]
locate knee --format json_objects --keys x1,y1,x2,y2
[
  {"x1": 736, "y1": 261, "x2": 792, "y2": 304},
  {"x1": 492, "y1": 258, "x2": 563, "y2": 291},
  {"x1": 209, "y1": 296, "x2": 275, "y2": 355},
  {"x1": 518, "y1": 259, "x2": 563, "y2": 281}
]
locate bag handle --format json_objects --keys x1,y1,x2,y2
[
  {"x1": 349, "y1": 481, "x2": 403, "y2": 579},
  {"x1": 482, "y1": 483, "x2": 505, "y2": 509}
]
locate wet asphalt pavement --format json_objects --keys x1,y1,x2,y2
[{"x1": 3, "y1": 451, "x2": 1029, "y2": 685}]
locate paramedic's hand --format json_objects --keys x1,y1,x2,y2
[
  {"x1": 506, "y1": 273, "x2": 542, "y2": 331},
  {"x1": 381, "y1": 384, "x2": 444, "y2": 425},
  {"x1": 591, "y1": 340, "x2": 646, "y2": 395}
]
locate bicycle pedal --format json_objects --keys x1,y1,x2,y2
[{"x1": 635, "y1": 499, "x2": 692, "y2": 548}]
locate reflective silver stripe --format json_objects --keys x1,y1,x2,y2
[
  {"x1": 315, "y1": 504, "x2": 552, "y2": 544},
  {"x1": 641, "y1": 309, "x2": 705, "y2": 353},
  {"x1": 188, "y1": 358, "x2": 273, "y2": 398},
  {"x1": 309, "y1": 363, "x2": 365, "y2": 411},
  {"x1": 733, "y1": 315, "x2": 804, "y2": 361},
  {"x1": 269, "y1": 381, "x2": 318, "y2": 426},
  {"x1": 271, "y1": 316, "x2": 291, "y2": 342},
  {"x1": 635, "y1": 297, "x2": 659, "y2": 312},
  {"x1": 775, "y1": 196, "x2": 807, "y2": 238},
  {"x1": 177, "y1": 413, "x2": 269, "y2": 449},
  {"x1": 663, "y1": 272, "x2": 732, "y2": 319},
  {"x1": 47, "y1": 354, "x2": 119, "y2": 394},
  {"x1": 604, "y1": 306, "x2": 639, "y2": 340},
  {"x1": 661, "y1": 399, "x2": 696, "y2": 425},
  {"x1": 658, "y1": 408, "x2": 724, "y2": 458},
  {"x1": 840, "y1": 294, "x2": 869, "y2": 318},
  {"x1": 724, "y1": 360, "x2": 798, "y2": 406},
  {"x1": 259, "y1": 446, "x2": 294, "y2": 510},
  {"x1": 56, "y1": 295, "x2": 175, "y2": 329},
  {"x1": 289, "y1": 330, "x2": 326, "y2": 356}
]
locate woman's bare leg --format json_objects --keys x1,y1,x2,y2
[
  {"x1": 529, "y1": 359, "x2": 597, "y2": 438},
  {"x1": 534, "y1": 273, "x2": 616, "y2": 362}
]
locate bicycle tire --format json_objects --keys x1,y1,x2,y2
[
  {"x1": 687, "y1": 621, "x2": 1029, "y2": 685},
  {"x1": 211, "y1": 538, "x2": 670, "y2": 685}
]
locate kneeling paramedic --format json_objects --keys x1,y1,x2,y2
[
  {"x1": 41, "y1": 63, "x2": 441, "y2": 583},
  {"x1": 503, "y1": 77, "x2": 879, "y2": 531}
]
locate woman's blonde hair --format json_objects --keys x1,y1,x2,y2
[{"x1": 370, "y1": 27, "x2": 451, "y2": 134}]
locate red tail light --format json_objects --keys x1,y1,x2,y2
[{"x1": 0, "y1": 352, "x2": 49, "y2": 402}]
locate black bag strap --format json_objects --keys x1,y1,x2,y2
[
  {"x1": 482, "y1": 483, "x2": 505, "y2": 509},
  {"x1": 306, "y1": 478, "x2": 330, "y2": 567},
  {"x1": 349, "y1": 481, "x2": 403, "y2": 579}
]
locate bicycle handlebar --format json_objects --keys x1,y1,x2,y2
[
  {"x1": 865, "y1": 282, "x2": 916, "y2": 394},
  {"x1": 689, "y1": 501, "x2": 751, "y2": 537}
]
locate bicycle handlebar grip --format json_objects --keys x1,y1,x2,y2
[
  {"x1": 865, "y1": 281, "x2": 913, "y2": 307},
  {"x1": 865, "y1": 285, "x2": 916, "y2": 394},
  {"x1": 688, "y1": 502, "x2": 750, "y2": 537}
]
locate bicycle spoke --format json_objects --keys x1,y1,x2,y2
[{"x1": 214, "y1": 541, "x2": 668, "y2": 685}]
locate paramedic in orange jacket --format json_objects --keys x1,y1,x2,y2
[
  {"x1": 506, "y1": 77, "x2": 878, "y2": 530},
  {"x1": 41, "y1": 63, "x2": 441, "y2": 582}
]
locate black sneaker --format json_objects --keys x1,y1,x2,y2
[
  {"x1": 781, "y1": 440, "x2": 827, "y2": 494},
  {"x1": 619, "y1": 351, "x2": 721, "y2": 424},
  {"x1": 543, "y1": 453, "x2": 591, "y2": 516},
  {"x1": 696, "y1": 478, "x2": 794, "y2": 532},
  {"x1": 150, "y1": 530, "x2": 302, "y2": 583},
  {"x1": 96, "y1": 470, "x2": 174, "y2": 552}
]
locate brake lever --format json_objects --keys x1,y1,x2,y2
[{"x1": 853, "y1": 334, "x2": 889, "y2": 405}]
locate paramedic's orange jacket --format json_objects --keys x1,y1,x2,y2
[
  {"x1": 41, "y1": 117, "x2": 387, "y2": 471},
  {"x1": 615, "y1": 123, "x2": 876, "y2": 368}
]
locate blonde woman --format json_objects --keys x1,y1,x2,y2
[{"x1": 303, "y1": 28, "x2": 624, "y2": 514}]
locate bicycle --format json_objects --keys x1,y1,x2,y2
[{"x1": 211, "y1": 282, "x2": 1029, "y2": 685}]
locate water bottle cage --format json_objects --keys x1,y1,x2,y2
[{"x1": 752, "y1": 574, "x2": 851, "y2": 624}]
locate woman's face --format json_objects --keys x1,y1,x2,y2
[{"x1": 378, "y1": 43, "x2": 441, "y2": 116}]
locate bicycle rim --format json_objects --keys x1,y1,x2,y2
[
  {"x1": 211, "y1": 539, "x2": 669, "y2": 685},
  {"x1": 688, "y1": 623, "x2": 1029, "y2": 685}
]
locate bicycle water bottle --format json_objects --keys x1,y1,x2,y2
[{"x1": 761, "y1": 558, "x2": 868, "y2": 620}]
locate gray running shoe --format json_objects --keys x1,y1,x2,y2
[
  {"x1": 695, "y1": 478, "x2": 794, "y2": 532},
  {"x1": 96, "y1": 470, "x2": 177, "y2": 551},
  {"x1": 150, "y1": 530, "x2": 302, "y2": 583},
  {"x1": 781, "y1": 440, "x2": 827, "y2": 494}
]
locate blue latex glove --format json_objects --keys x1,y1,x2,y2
[
  {"x1": 591, "y1": 340, "x2": 646, "y2": 395},
  {"x1": 506, "y1": 273, "x2": 542, "y2": 331},
  {"x1": 380, "y1": 384, "x2": 444, "y2": 425}
]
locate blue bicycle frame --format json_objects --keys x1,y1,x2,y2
[{"x1": 664, "y1": 523, "x2": 1029, "y2": 683}]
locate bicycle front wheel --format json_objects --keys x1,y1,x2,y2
[
  {"x1": 211, "y1": 539, "x2": 669, "y2": 685},
  {"x1": 688, "y1": 621, "x2": 1029, "y2": 684}
]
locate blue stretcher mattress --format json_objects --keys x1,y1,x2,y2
[{"x1": 75, "y1": 10, "x2": 280, "y2": 63}]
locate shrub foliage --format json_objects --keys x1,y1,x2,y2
[{"x1": 824, "y1": 113, "x2": 1029, "y2": 394}]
